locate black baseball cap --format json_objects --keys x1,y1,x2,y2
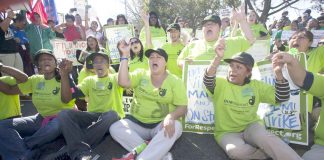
[
  {"x1": 167, "y1": 23, "x2": 181, "y2": 32},
  {"x1": 86, "y1": 52, "x2": 110, "y2": 69},
  {"x1": 224, "y1": 52, "x2": 254, "y2": 69},
  {"x1": 34, "y1": 49, "x2": 57, "y2": 66},
  {"x1": 201, "y1": 15, "x2": 221, "y2": 26},
  {"x1": 145, "y1": 48, "x2": 168, "y2": 62}
]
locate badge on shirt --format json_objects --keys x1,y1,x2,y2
[
  {"x1": 241, "y1": 88, "x2": 254, "y2": 97},
  {"x1": 37, "y1": 82, "x2": 45, "y2": 90},
  {"x1": 159, "y1": 88, "x2": 167, "y2": 97},
  {"x1": 96, "y1": 82, "x2": 105, "y2": 90}
]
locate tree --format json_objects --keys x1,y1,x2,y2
[
  {"x1": 125, "y1": 0, "x2": 222, "y2": 32},
  {"x1": 311, "y1": 0, "x2": 324, "y2": 12},
  {"x1": 243, "y1": 0, "x2": 300, "y2": 24}
]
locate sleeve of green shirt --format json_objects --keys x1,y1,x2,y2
[
  {"x1": 177, "y1": 44, "x2": 190, "y2": 64},
  {"x1": 78, "y1": 76, "x2": 91, "y2": 97},
  {"x1": 129, "y1": 69, "x2": 146, "y2": 88},
  {"x1": 172, "y1": 79, "x2": 188, "y2": 106},
  {"x1": 224, "y1": 36, "x2": 251, "y2": 58},
  {"x1": 308, "y1": 73, "x2": 324, "y2": 99},
  {"x1": 257, "y1": 81, "x2": 276, "y2": 105},
  {"x1": 18, "y1": 76, "x2": 34, "y2": 95}
]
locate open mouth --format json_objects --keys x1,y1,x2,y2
[
  {"x1": 292, "y1": 43, "x2": 300, "y2": 48},
  {"x1": 206, "y1": 30, "x2": 213, "y2": 35},
  {"x1": 152, "y1": 63, "x2": 158, "y2": 68}
]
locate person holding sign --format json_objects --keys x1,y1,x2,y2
[
  {"x1": 57, "y1": 52, "x2": 124, "y2": 160},
  {"x1": 110, "y1": 41, "x2": 187, "y2": 160},
  {"x1": 272, "y1": 52, "x2": 324, "y2": 160},
  {"x1": 177, "y1": 4, "x2": 255, "y2": 68},
  {"x1": 0, "y1": 49, "x2": 75, "y2": 160},
  {"x1": 202, "y1": 40, "x2": 301, "y2": 159}
]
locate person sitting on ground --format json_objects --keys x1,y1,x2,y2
[{"x1": 203, "y1": 39, "x2": 301, "y2": 160}]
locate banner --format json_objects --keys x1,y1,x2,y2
[
  {"x1": 51, "y1": 39, "x2": 87, "y2": 65},
  {"x1": 182, "y1": 60, "x2": 228, "y2": 133},
  {"x1": 104, "y1": 24, "x2": 135, "y2": 64},
  {"x1": 256, "y1": 60, "x2": 308, "y2": 145},
  {"x1": 281, "y1": 30, "x2": 324, "y2": 47}
]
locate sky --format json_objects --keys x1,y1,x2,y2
[{"x1": 54, "y1": 0, "x2": 322, "y2": 25}]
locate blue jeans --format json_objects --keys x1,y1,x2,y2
[{"x1": 0, "y1": 114, "x2": 61, "y2": 159}]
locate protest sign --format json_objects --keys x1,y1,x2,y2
[
  {"x1": 51, "y1": 39, "x2": 86, "y2": 65},
  {"x1": 256, "y1": 60, "x2": 308, "y2": 145},
  {"x1": 182, "y1": 60, "x2": 228, "y2": 133},
  {"x1": 245, "y1": 40, "x2": 270, "y2": 62},
  {"x1": 104, "y1": 24, "x2": 135, "y2": 64},
  {"x1": 281, "y1": 30, "x2": 324, "y2": 47}
]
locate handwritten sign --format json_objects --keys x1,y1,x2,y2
[
  {"x1": 51, "y1": 39, "x2": 86, "y2": 66},
  {"x1": 104, "y1": 24, "x2": 135, "y2": 64},
  {"x1": 122, "y1": 96, "x2": 133, "y2": 115},
  {"x1": 183, "y1": 60, "x2": 228, "y2": 133},
  {"x1": 256, "y1": 60, "x2": 308, "y2": 145}
]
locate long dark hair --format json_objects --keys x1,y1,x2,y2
[
  {"x1": 129, "y1": 38, "x2": 144, "y2": 61},
  {"x1": 149, "y1": 11, "x2": 161, "y2": 28},
  {"x1": 116, "y1": 14, "x2": 129, "y2": 25},
  {"x1": 86, "y1": 36, "x2": 100, "y2": 52}
]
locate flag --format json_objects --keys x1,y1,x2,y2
[
  {"x1": 27, "y1": 0, "x2": 48, "y2": 24},
  {"x1": 42, "y1": 0, "x2": 58, "y2": 24}
]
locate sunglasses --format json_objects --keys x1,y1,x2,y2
[
  {"x1": 318, "y1": 42, "x2": 324, "y2": 45},
  {"x1": 130, "y1": 40, "x2": 140, "y2": 45}
]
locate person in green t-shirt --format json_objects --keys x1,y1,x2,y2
[
  {"x1": 288, "y1": 30, "x2": 324, "y2": 118},
  {"x1": 139, "y1": 11, "x2": 167, "y2": 48},
  {"x1": 177, "y1": 5, "x2": 255, "y2": 69},
  {"x1": 272, "y1": 52, "x2": 324, "y2": 160},
  {"x1": 233, "y1": 10, "x2": 269, "y2": 39},
  {"x1": 57, "y1": 51, "x2": 123, "y2": 160},
  {"x1": 161, "y1": 23, "x2": 185, "y2": 78},
  {"x1": 202, "y1": 41, "x2": 301, "y2": 159},
  {"x1": 0, "y1": 49, "x2": 75, "y2": 160},
  {"x1": 0, "y1": 62, "x2": 28, "y2": 120},
  {"x1": 110, "y1": 42, "x2": 187, "y2": 160}
]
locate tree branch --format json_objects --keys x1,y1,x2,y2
[{"x1": 268, "y1": 0, "x2": 300, "y2": 16}]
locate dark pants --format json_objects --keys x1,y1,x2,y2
[
  {"x1": 58, "y1": 110, "x2": 119, "y2": 159},
  {"x1": 0, "y1": 114, "x2": 61, "y2": 159}
]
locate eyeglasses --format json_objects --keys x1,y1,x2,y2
[{"x1": 130, "y1": 40, "x2": 140, "y2": 45}]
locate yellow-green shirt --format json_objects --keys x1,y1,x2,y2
[
  {"x1": 78, "y1": 74, "x2": 125, "y2": 117},
  {"x1": 236, "y1": 23, "x2": 269, "y2": 39},
  {"x1": 207, "y1": 78, "x2": 276, "y2": 143},
  {"x1": 0, "y1": 76, "x2": 21, "y2": 120},
  {"x1": 18, "y1": 75, "x2": 75, "y2": 117},
  {"x1": 139, "y1": 26, "x2": 167, "y2": 48},
  {"x1": 129, "y1": 69, "x2": 187, "y2": 123},
  {"x1": 178, "y1": 36, "x2": 251, "y2": 62},
  {"x1": 129, "y1": 57, "x2": 149, "y2": 72},
  {"x1": 162, "y1": 42, "x2": 185, "y2": 78}
]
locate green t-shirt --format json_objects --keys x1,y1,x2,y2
[
  {"x1": 18, "y1": 75, "x2": 75, "y2": 117},
  {"x1": 306, "y1": 73, "x2": 324, "y2": 146},
  {"x1": 162, "y1": 42, "x2": 185, "y2": 78},
  {"x1": 236, "y1": 24, "x2": 269, "y2": 39},
  {"x1": 139, "y1": 26, "x2": 167, "y2": 48},
  {"x1": 0, "y1": 76, "x2": 21, "y2": 120},
  {"x1": 129, "y1": 57, "x2": 149, "y2": 72},
  {"x1": 129, "y1": 69, "x2": 187, "y2": 124},
  {"x1": 208, "y1": 78, "x2": 276, "y2": 143},
  {"x1": 78, "y1": 74, "x2": 125, "y2": 117},
  {"x1": 178, "y1": 36, "x2": 251, "y2": 62}
]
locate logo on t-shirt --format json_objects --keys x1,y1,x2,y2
[
  {"x1": 108, "y1": 82, "x2": 112, "y2": 90},
  {"x1": 159, "y1": 88, "x2": 167, "y2": 97},
  {"x1": 248, "y1": 96, "x2": 255, "y2": 105},
  {"x1": 4, "y1": 28, "x2": 14, "y2": 40},
  {"x1": 37, "y1": 82, "x2": 45, "y2": 90},
  {"x1": 52, "y1": 87, "x2": 60, "y2": 95}
]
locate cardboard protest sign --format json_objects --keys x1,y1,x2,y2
[
  {"x1": 51, "y1": 39, "x2": 86, "y2": 65},
  {"x1": 104, "y1": 24, "x2": 135, "y2": 64},
  {"x1": 256, "y1": 59, "x2": 308, "y2": 145},
  {"x1": 182, "y1": 60, "x2": 228, "y2": 133}
]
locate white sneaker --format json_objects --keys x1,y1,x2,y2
[{"x1": 161, "y1": 152, "x2": 173, "y2": 160}]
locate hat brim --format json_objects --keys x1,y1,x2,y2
[
  {"x1": 224, "y1": 58, "x2": 252, "y2": 68},
  {"x1": 201, "y1": 19, "x2": 218, "y2": 26},
  {"x1": 34, "y1": 52, "x2": 57, "y2": 66},
  {"x1": 86, "y1": 52, "x2": 109, "y2": 68},
  {"x1": 145, "y1": 49, "x2": 168, "y2": 62}
]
